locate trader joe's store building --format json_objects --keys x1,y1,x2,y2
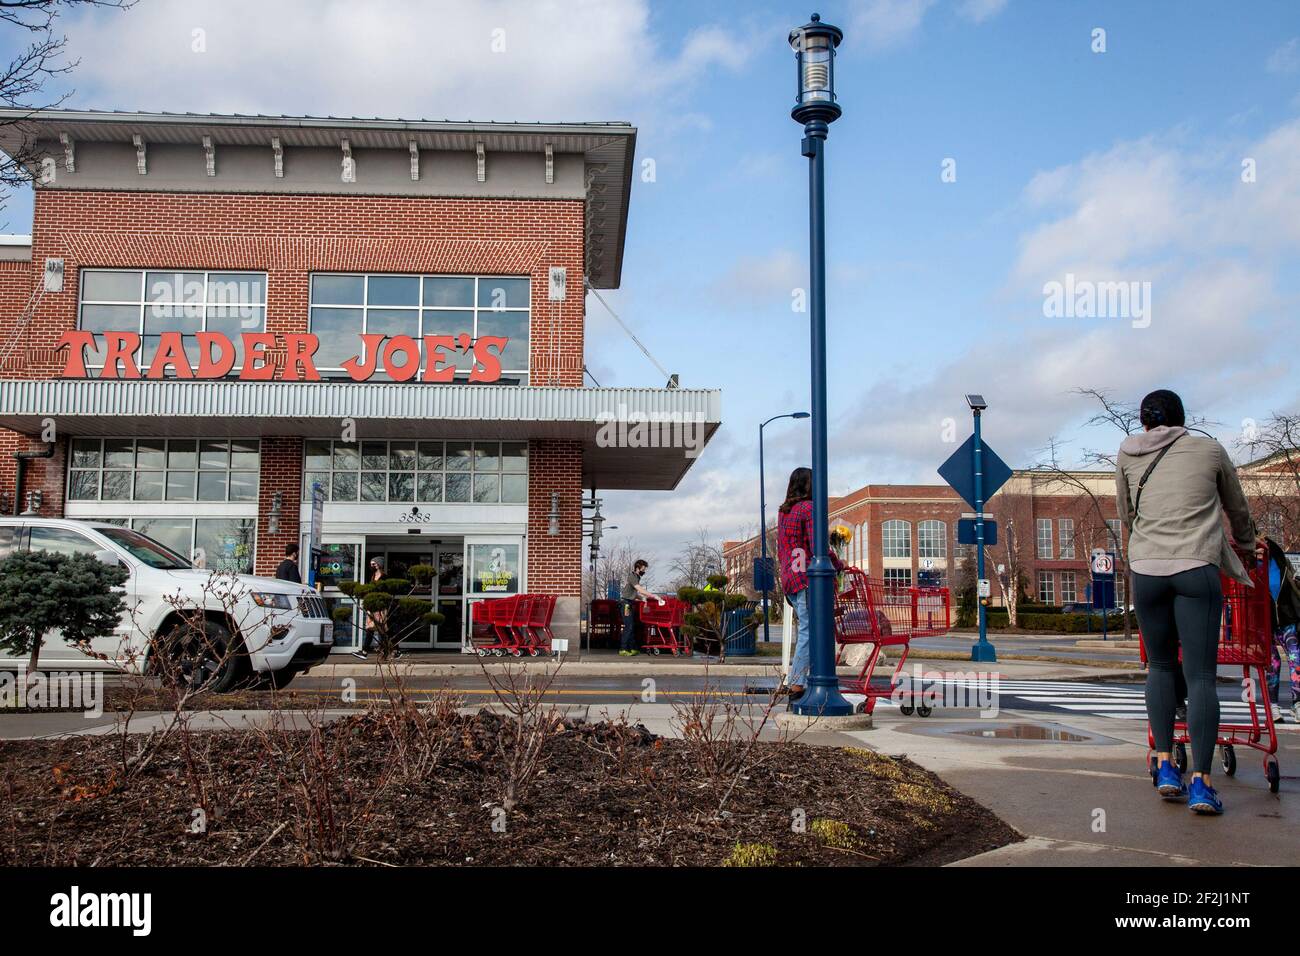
[{"x1": 0, "y1": 110, "x2": 719, "y2": 652}]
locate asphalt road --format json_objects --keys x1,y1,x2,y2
[{"x1": 285, "y1": 672, "x2": 1290, "y2": 720}]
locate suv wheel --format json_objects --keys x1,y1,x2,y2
[{"x1": 157, "y1": 617, "x2": 247, "y2": 694}]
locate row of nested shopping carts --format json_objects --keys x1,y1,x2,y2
[
  {"x1": 1139, "y1": 548, "x2": 1281, "y2": 793},
  {"x1": 475, "y1": 594, "x2": 695, "y2": 657},
  {"x1": 469, "y1": 594, "x2": 558, "y2": 657}
]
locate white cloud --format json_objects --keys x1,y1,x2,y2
[
  {"x1": 710, "y1": 248, "x2": 803, "y2": 309},
  {"x1": 1266, "y1": 37, "x2": 1300, "y2": 75},
  {"x1": 62, "y1": 0, "x2": 756, "y2": 122},
  {"x1": 829, "y1": 118, "x2": 1300, "y2": 488},
  {"x1": 848, "y1": 0, "x2": 938, "y2": 52},
  {"x1": 957, "y1": 0, "x2": 1009, "y2": 24},
  {"x1": 843, "y1": 0, "x2": 1007, "y2": 53}
]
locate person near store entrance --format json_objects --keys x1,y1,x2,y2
[
  {"x1": 620, "y1": 559, "x2": 663, "y2": 657},
  {"x1": 351, "y1": 556, "x2": 392, "y2": 661},
  {"x1": 275, "y1": 543, "x2": 301, "y2": 584}
]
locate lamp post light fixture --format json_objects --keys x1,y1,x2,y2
[
  {"x1": 788, "y1": 13, "x2": 852, "y2": 717},
  {"x1": 267, "y1": 491, "x2": 283, "y2": 536},
  {"x1": 759, "y1": 411, "x2": 810, "y2": 644},
  {"x1": 548, "y1": 491, "x2": 561, "y2": 536}
]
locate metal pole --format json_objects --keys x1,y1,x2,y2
[
  {"x1": 791, "y1": 123, "x2": 851, "y2": 716},
  {"x1": 971, "y1": 410, "x2": 997, "y2": 663},
  {"x1": 759, "y1": 422, "x2": 771, "y2": 644}
]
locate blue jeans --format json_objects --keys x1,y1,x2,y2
[{"x1": 789, "y1": 589, "x2": 810, "y2": 687}]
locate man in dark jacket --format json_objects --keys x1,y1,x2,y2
[{"x1": 276, "y1": 543, "x2": 301, "y2": 584}]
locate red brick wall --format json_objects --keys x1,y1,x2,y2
[
  {"x1": 526, "y1": 438, "x2": 583, "y2": 599},
  {"x1": 9, "y1": 189, "x2": 586, "y2": 384},
  {"x1": 0, "y1": 430, "x2": 66, "y2": 519},
  {"x1": 0, "y1": 190, "x2": 588, "y2": 587},
  {"x1": 255, "y1": 436, "x2": 304, "y2": 577},
  {"x1": 724, "y1": 480, "x2": 1132, "y2": 609}
]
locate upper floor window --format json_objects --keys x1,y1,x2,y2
[
  {"x1": 1105, "y1": 518, "x2": 1123, "y2": 551},
  {"x1": 918, "y1": 519, "x2": 947, "y2": 559},
  {"x1": 1058, "y1": 518, "x2": 1075, "y2": 559},
  {"x1": 303, "y1": 439, "x2": 527, "y2": 504},
  {"x1": 68, "y1": 437, "x2": 260, "y2": 502},
  {"x1": 1036, "y1": 517, "x2": 1053, "y2": 558},
  {"x1": 79, "y1": 269, "x2": 267, "y2": 374},
  {"x1": 882, "y1": 519, "x2": 911, "y2": 558},
  {"x1": 308, "y1": 273, "x2": 529, "y2": 383}
]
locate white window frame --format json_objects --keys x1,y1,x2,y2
[
  {"x1": 303, "y1": 438, "x2": 528, "y2": 505},
  {"x1": 1036, "y1": 517, "x2": 1053, "y2": 559},
  {"x1": 1058, "y1": 518, "x2": 1075, "y2": 559},
  {"x1": 1038, "y1": 570, "x2": 1055, "y2": 604},
  {"x1": 307, "y1": 272, "x2": 530, "y2": 381},
  {"x1": 1105, "y1": 518, "x2": 1123, "y2": 552},
  {"x1": 1060, "y1": 570, "x2": 1077, "y2": 604},
  {"x1": 78, "y1": 268, "x2": 268, "y2": 374},
  {"x1": 67, "y1": 436, "x2": 261, "y2": 504},
  {"x1": 882, "y1": 519, "x2": 911, "y2": 559},
  {"x1": 918, "y1": 519, "x2": 947, "y2": 559},
  {"x1": 88, "y1": 515, "x2": 257, "y2": 574}
]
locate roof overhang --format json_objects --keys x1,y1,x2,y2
[
  {"x1": 0, "y1": 109, "x2": 636, "y2": 287},
  {"x1": 0, "y1": 380, "x2": 719, "y2": 491}
]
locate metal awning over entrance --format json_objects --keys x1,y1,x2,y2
[{"x1": 0, "y1": 380, "x2": 721, "y2": 491}]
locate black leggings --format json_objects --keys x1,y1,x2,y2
[{"x1": 1133, "y1": 566, "x2": 1222, "y2": 774}]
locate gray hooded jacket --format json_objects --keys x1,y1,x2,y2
[{"x1": 1114, "y1": 426, "x2": 1256, "y2": 585}]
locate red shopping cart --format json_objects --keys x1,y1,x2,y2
[
  {"x1": 526, "y1": 594, "x2": 556, "y2": 653},
  {"x1": 833, "y1": 567, "x2": 951, "y2": 716},
  {"x1": 640, "y1": 597, "x2": 691, "y2": 656},
  {"x1": 1140, "y1": 549, "x2": 1281, "y2": 793},
  {"x1": 470, "y1": 595, "x2": 530, "y2": 657}
]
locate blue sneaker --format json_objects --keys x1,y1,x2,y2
[
  {"x1": 1155, "y1": 759, "x2": 1187, "y2": 799},
  {"x1": 1187, "y1": 777, "x2": 1223, "y2": 815}
]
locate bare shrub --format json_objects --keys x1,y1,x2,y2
[{"x1": 479, "y1": 662, "x2": 566, "y2": 813}]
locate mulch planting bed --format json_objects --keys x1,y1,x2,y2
[{"x1": 0, "y1": 710, "x2": 1019, "y2": 866}]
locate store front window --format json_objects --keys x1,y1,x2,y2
[
  {"x1": 308, "y1": 273, "x2": 530, "y2": 383},
  {"x1": 303, "y1": 439, "x2": 526, "y2": 504},
  {"x1": 102, "y1": 516, "x2": 256, "y2": 574},
  {"x1": 68, "y1": 437, "x2": 260, "y2": 502},
  {"x1": 78, "y1": 269, "x2": 267, "y2": 374}
]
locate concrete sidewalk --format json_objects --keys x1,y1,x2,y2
[{"x1": 843, "y1": 711, "x2": 1299, "y2": 866}]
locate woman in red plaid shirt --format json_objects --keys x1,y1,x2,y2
[{"x1": 776, "y1": 467, "x2": 844, "y2": 700}]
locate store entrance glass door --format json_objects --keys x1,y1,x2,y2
[
  {"x1": 316, "y1": 542, "x2": 361, "y2": 654},
  {"x1": 434, "y1": 546, "x2": 465, "y2": 649},
  {"x1": 365, "y1": 548, "x2": 436, "y2": 649}
]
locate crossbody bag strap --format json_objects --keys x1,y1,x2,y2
[{"x1": 1131, "y1": 432, "x2": 1184, "y2": 524}]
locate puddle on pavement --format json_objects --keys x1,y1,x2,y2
[{"x1": 949, "y1": 723, "x2": 1089, "y2": 742}]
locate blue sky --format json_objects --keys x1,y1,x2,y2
[{"x1": 2, "y1": 0, "x2": 1298, "y2": 583}]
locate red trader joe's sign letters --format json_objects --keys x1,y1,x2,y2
[{"x1": 53, "y1": 331, "x2": 508, "y2": 382}]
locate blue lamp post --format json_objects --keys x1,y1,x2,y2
[
  {"x1": 759, "y1": 411, "x2": 810, "y2": 643},
  {"x1": 966, "y1": 394, "x2": 998, "y2": 663},
  {"x1": 789, "y1": 13, "x2": 853, "y2": 717}
]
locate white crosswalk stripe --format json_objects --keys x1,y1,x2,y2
[{"x1": 869, "y1": 678, "x2": 1272, "y2": 722}]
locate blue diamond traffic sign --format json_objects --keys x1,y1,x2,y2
[{"x1": 938, "y1": 434, "x2": 1013, "y2": 512}]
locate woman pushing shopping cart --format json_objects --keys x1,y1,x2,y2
[{"x1": 1117, "y1": 389, "x2": 1269, "y2": 815}]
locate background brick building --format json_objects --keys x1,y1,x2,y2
[{"x1": 724, "y1": 462, "x2": 1297, "y2": 613}]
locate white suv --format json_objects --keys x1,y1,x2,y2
[{"x1": 0, "y1": 517, "x2": 333, "y2": 691}]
